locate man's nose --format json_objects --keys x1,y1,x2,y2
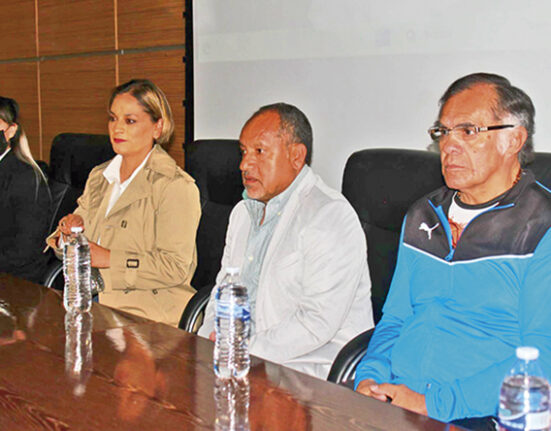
[
  {"x1": 240, "y1": 152, "x2": 252, "y2": 172},
  {"x1": 440, "y1": 134, "x2": 464, "y2": 155}
]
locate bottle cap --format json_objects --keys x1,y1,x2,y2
[
  {"x1": 516, "y1": 346, "x2": 539, "y2": 360},
  {"x1": 225, "y1": 267, "x2": 240, "y2": 275},
  {"x1": 70, "y1": 226, "x2": 83, "y2": 233}
]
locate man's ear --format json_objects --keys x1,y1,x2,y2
[
  {"x1": 289, "y1": 143, "x2": 307, "y2": 170},
  {"x1": 508, "y1": 126, "x2": 528, "y2": 157}
]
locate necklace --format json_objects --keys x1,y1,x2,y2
[{"x1": 457, "y1": 168, "x2": 523, "y2": 202}]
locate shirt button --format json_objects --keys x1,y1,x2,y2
[{"x1": 248, "y1": 256, "x2": 254, "y2": 261}]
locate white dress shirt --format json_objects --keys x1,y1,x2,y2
[{"x1": 102, "y1": 150, "x2": 153, "y2": 217}]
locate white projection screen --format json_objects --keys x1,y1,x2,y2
[{"x1": 194, "y1": 1, "x2": 551, "y2": 189}]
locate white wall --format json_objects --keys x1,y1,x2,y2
[{"x1": 194, "y1": 1, "x2": 551, "y2": 189}]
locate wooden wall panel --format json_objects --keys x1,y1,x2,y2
[
  {"x1": 118, "y1": 0, "x2": 185, "y2": 49},
  {"x1": 38, "y1": 0, "x2": 115, "y2": 56},
  {"x1": 118, "y1": 50, "x2": 186, "y2": 166},
  {"x1": 41, "y1": 56, "x2": 116, "y2": 158},
  {"x1": 0, "y1": 62, "x2": 41, "y2": 160},
  {"x1": 0, "y1": 0, "x2": 36, "y2": 60},
  {"x1": 0, "y1": 0, "x2": 187, "y2": 165}
]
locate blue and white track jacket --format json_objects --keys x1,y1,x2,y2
[{"x1": 355, "y1": 170, "x2": 551, "y2": 422}]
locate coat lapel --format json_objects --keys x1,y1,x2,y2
[
  {"x1": 83, "y1": 171, "x2": 111, "y2": 242},
  {"x1": 256, "y1": 169, "x2": 316, "y2": 308},
  {"x1": 105, "y1": 168, "x2": 152, "y2": 219},
  {"x1": 87, "y1": 181, "x2": 114, "y2": 242}
]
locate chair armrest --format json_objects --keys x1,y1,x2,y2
[
  {"x1": 42, "y1": 259, "x2": 64, "y2": 290},
  {"x1": 327, "y1": 328, "x2": 374, "y2": 385},
  {"x1": 178, "y1": 283, "x2": 214, "y2": 333}
]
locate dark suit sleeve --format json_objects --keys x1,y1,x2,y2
[{"x1": 0, "y1": 167, "x2": 51, "y2": 280}]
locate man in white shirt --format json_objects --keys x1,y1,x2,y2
[{"x1": 198, "y1": 103, "x2": 373, "y2": 379}]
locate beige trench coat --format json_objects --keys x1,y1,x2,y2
[{"x1": 48, "y1": 145, "x2": 201, "y2": 327}]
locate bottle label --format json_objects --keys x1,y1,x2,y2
[
  {"x1": 216, "y1": 302, "x2": 250, "y2": 321},
  {"x1": 499, "y1": 411, "x2": 550, "y2": 430},
  {"x1": 239, "y1": 306, "x2": 250, "y2": 322}
]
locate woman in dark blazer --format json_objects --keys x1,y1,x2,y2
[{"x1": 0, "y1": 97, "x2": 51, "y2": 282}]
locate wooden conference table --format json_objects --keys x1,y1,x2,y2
[{"x1": 0, "y1": 274, "x2": 467, "y2": 430}]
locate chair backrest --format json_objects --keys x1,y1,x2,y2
[
  {"x1": 342, "y1": 148, "x2": 551, "y2": 324},
  {"x1": 526, "y1": 153, "x2": 551, "y2": 188},
  {"x1": 48, "y1": 133, "x2": 115, "y2": 233},
  {"x1": 184, "y1": 139, "x2": 244, "y2": 291}
]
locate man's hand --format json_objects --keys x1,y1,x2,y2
[
  {"x1": 209, "y1": 331, "x2": 216, "y2": 342},
  {"x1": 372, "y1": 383, "x2": 428, "y2": 416},
  {"x1": 356, "y1": 379, "x2": 388, "y2": 402},
  {"x1": 356, "y1": 379, "x2": 428, "y2": 416},
  {"x1": 88, "y1": 241, "x2": 111, "y2": 268}
]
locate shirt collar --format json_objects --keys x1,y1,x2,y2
[
  {"x1": 245, "y1": 165, "x2": 310, "y2": 225},
  {"x1": 103, "y1": 149, "x2": 153, "y2": 186}
]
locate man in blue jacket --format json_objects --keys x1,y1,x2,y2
[{"x1": 355, "y1": 73, "x2": 551, "y2": 422}]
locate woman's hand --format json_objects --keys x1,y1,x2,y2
[
  {"x1": 58, "y1": 214, "x2": 84, "y2": 236},
  {"x1": 88, "y1": 241, "x2": 111, "y2": 268}
]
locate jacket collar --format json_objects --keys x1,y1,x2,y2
[
  {"x1": 244, "y1": 165, "x2": 309, "y2": 225},
  {"x1": 102, "y1": 145, "x2": 176, "y2": 218},
  {"x1": 429, "y1": 169, "x2": 536, "y2": 213},
  {"x1": 103, "y1": 149, "x2": 152, "y2": 186},
  {"x1": 144, "y1": 145, "x2": 177, "y2": 179},
  {"x1": 260, "y1": 165, "x2": 317, "y2": 268}
]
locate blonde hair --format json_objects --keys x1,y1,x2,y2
[
  {"x1": 0, "y1": 96, "x2": 47, "y2": 184},
  {"x1": 109, "y1": 79, "x2": 174, "y2": 146}
]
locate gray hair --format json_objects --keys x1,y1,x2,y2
[{"x1": 438, "y1": 73, "x2": 535, "y2": 165}]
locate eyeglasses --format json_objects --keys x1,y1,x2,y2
[{"x1": 428, "y1": 124, "x2": 516, "y2": 142}]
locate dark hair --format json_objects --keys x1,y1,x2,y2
[
  {"x1": 0, "y1": 96, "x2": 47, "y2": 183},
  {"x1": 247, "y1": 102, "x2": 313, "y2": 165},
  {"x1": 438, "y1": 73, "x2": 535, "y2": 165},
  {"x1": 109, "y1": 79, "x2": 174, "y2": 146}
]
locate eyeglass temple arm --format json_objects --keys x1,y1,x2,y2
[{"x1": 483, "y1": 125, "x2": 516, "y2": 132}]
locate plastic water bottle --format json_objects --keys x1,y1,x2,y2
[
  {"x1": 63, "y1": 226, "x2": 92, "y2": 312},
  {"x1": 214, "y1": 377, "x2": 250, "y2": 431},
  {"x1": 214, "y1": 267, "x2": 250, "y2": 379},
  {"x1": 499, "y1": 346, "x2": 551, "y2": 430},
  {"x1": 64, "y1": 310, "x2": 93, "y2": 397}
]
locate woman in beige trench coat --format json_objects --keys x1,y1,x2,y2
[{"x1": 48, "y1": 79, "x2": 201, "y2": 327}]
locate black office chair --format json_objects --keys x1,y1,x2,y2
[
  {"x1": 178, "y1": 139, "x2": 243, "y2": 332},
  {"x1": 342, "y1": 149, "x2": 444, "y2": 325},
  {"x1": 326, "y1": 328, "x2": 374, "y2": 384},
  {"x1": 47, "y1": 133, "x2": 114, "y2": 234},
  {"x1": 328, "y1": 149, "x2": 551, "y2": 385},
  {"x1": 42, "y1": 133, "x2": 114, "y2": 289}
]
